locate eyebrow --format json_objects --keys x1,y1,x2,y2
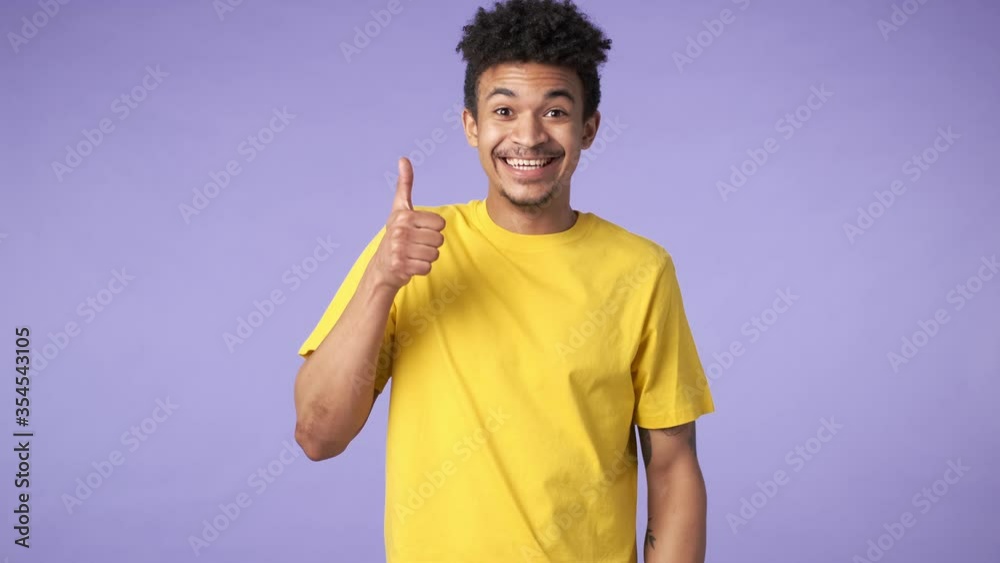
[{"x1": 485, "y1": 87, "x2": 576, "y2": 104}]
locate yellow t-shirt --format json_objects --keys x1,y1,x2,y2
[{"x1": 298, "y1": 199, "x2": 714, "y2": 563}]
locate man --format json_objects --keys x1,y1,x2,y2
[{"x1": 293, "y1": 0, "x2": 715, "y2": 561}]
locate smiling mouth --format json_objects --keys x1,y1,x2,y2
[{"x1": 499, "y1": 156, "x2": 559, "y2": 170}]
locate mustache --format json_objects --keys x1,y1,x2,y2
[{"x1": 494, "y1": 152, "x2": 562, "y2": 159}]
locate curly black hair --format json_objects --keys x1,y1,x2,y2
[{"x1": 455, "y1": 0, "x2": 612, "y2": 122}]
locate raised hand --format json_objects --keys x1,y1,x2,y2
[{"x1": 373, "y1": 157, "x2": 446, "y2": 290}]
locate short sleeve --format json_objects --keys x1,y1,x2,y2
[
  {"x1": 297, "y1": 227, "x2": 395, "y2": 393},
  {"x1": 631, "y1": 251, "x2": 715, "y2": 428}
]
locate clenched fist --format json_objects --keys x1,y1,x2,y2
[{"x1": 372, "y1": 157, "x2": 446, "y2": 290}]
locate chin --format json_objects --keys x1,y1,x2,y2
[{"x1": 500, "y1": 182, "x2": 560, "y2": 208}]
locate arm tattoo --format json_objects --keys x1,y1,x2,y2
[
  {"x1": 637, "y1": 422, "x2": 697, "y2": 468},
  {"x1": 661, "y1": 424, "x2": 683, "y2": 436},
  {"x1": 640, "y1": 423, "x2": 697, "y2": 554}
]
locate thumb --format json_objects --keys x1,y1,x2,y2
[{"x1": 393, "y1": 157, "x2": 414, "y2": 211}]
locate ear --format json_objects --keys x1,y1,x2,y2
[
  {"x1": 462, "y1": 107, "x2": 479, "y2": 147},
  {"x1": 580, "y1": 110, "x2": 601, "y2": 150}
]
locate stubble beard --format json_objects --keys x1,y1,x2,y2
[{"x1": 499, "y1": 179, "x2": 563, "y2": 211}]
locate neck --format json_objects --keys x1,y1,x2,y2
[{"x1": 484, "y1": 188, "x2": 577, "y2": 235}]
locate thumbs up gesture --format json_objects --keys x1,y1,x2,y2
[{"x1": 373, "y1": 157, "x2": 447, "y2": 290}]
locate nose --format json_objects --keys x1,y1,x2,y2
[{"x1": 509, "y1": 114, "x2": 549, "y2": 149}]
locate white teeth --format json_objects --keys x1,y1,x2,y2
[{"x1": 504, "y1": 157, "x2": 553, "y2": 169}]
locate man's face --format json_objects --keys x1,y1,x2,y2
[{"x1": 462, "y1": 62, "x2": 600, "y2": 209}]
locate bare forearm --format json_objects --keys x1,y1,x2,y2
[
  {"x1": 644, "y1": 461, "x2": 707, "y2": 563},
  {"x1": 637, "y1": 421, "x2": 707, "y2": 563},
  {"x1": 294, "y1": 267, "x2": 396, "y2": 459}
]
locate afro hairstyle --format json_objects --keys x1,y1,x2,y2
[{"x1": 455, "y1": 0, "x2": 612, "y2": 122}]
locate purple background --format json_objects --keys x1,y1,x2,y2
[{"x1": 3, "y1": 0, "x2": 999, "y2": 561}]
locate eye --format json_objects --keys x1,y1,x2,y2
[
  {"x1": 494, "y1": 107, "x2": 512, "y2": 117},
  {"x1": 546, "y1": 109, "x2": 567, "y2": 117}
]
